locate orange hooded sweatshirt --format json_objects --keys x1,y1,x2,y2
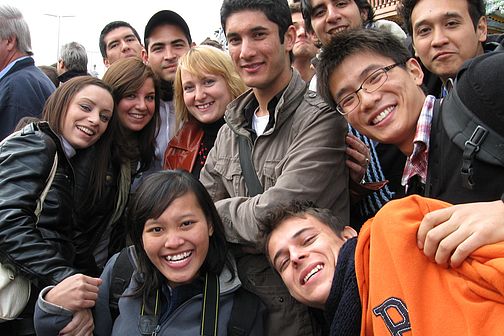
[{"x1": 355, "y1": 195, "x2": 504, "y2": 335}]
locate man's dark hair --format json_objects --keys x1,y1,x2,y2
[
  {"x1": 300, "y1": 0, "x2": 375, "y2": 34},
  {"x1": 290, "y1": 1, "x2": 302, "y2": 14},
  {"x1": 220, "y1": 0, "x2": 293, "y2": 44},
  {"x1": 99, "y1": 21, "x2": 141, "y2": 58},
  {"x1": 398, "y1": 0, "x2": 486, "y2": 36},
  {"x1": 317, "y1": 28, "x2": 411, "y2": 110},
  {"x1": 260, "y1": 200, "x2": 346, "y2": 258}
]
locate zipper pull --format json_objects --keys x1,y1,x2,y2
[{"x1": 151, "y1": 325, "x2": 160, "y2": 336}]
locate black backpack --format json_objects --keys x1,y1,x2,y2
[
  {"x1": 108, "y1": 247, "x2": 264, "y2": 336},
  {"x1": 439, "y1": 84, "x2": 504, "y2": 190}
]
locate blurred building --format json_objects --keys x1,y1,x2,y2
[{"x1": 288, "y1": 0, "x2": 504, "y2": 33}]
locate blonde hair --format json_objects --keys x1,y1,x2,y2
[{"x1": 174, "y1": 45, "x2": 247, "y2": 128}]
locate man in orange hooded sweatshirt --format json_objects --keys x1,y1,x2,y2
[{"x1": 264, "y1": 196, "x2": 504, "y2": 335}]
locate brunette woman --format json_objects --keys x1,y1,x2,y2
[
  {"x1": 0, "y1": 76, "x2": 116, "y2": 335},
  {"x1": 35, "y1": 170, "x2": 266, "y2": 335},
  {"x1": 72, "y1": 57, "x2": 159, "y2": 276}
]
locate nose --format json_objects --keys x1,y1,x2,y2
[
  {"x1": 194, "y1": 85, "x2": 206, "y2": 101},
  {"x1": 359, "y1": 89, "x2": 381, "y2": 114},
  {"x1": 289, "y1": 247, "x2": 308, "y2": 268},
  {"x1": 164, "y1": 233, "x2": 184, "y2": 249},
  {"x1": 136, "y1": 97, "x2": 147, "y2": 111},
  {"x1": 326, "y1": 4, "x2": 342, "y2": 23},
  {"x1": 87, "y1": 110, "x2": 100, "y2": 124},
  {"x1": 297, "y1": 25, "x2": 307, "y2": 38},
  {"x1": 431, "y1": 27, "x2": 449, "y2": 47},
  {"x1": 163, "y1": 47, "x2": 176, "y2": 61},
  {"x1": 120, "y1": 40, "x2": 130, "y2": 52},
  {"x1": 240, "y1": 38, "x2": 256, "y2": 60}
]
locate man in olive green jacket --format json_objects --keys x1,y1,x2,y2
[{"x1": 199, "y1": 0, "x2": 348, "y2": 335}]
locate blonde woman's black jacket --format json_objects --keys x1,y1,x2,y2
[{"x1": 0, "y1": 122, "x2": 77, "y2": 288}]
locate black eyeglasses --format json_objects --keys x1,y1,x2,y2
[{"x1": 335, "y1": 63, "x2": 402, "y2": 115}]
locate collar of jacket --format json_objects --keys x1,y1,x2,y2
[
  {"x1": 57, "y1": 69, "x2": 89, "y2": 83},
  {"x1": 1, "y1": 56, "x2": 34, "y2": 82},
  {"x1": 225, "y1": 69, "x2": 307, "y2": 136}
]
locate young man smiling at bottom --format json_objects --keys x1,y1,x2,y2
[
  {"x1": 263, "y1": 197, "x2": 504, "y2": 335},
  {"x1": 317, "y1": 28, "x2": 504, "y2": 272}
]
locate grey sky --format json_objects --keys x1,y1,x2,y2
[{"x1": 8, "y1": 0, "x2": 223, "y2": 75}]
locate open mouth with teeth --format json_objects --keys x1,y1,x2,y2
[
  {"x1": 328, "y1": 26, "x2": 348, "y2": 35},
  {"x1": 76, "y1": 125, "x2": 96, "y2": 136},
  {"x1": 165, "y1": 251, "x2": 193, "y2": 264},
  {"x1": 302, "y1": 264, "x2": 324, "y2": 285},
  {"x1": 372, "y1": 105, "x2": 395, "y2": 125},
  {"x1": 196, "y1": 102, "x2": 214, "y2": 110},
  {"x1": 129, "y1": 112, "x2": 147, "y2": 120}
]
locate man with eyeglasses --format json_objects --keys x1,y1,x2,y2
[
  {"x1": 317, "y1": 28, "x2": 504, "y2": 272},
  {"x1": 300, "y1": 0, "x2": 408, "y2": 230}
]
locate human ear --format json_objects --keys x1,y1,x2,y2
[
  {"x1": 141, "y1": 48, "x2": 149, "y2": 64},
  {"x1": 360, "y1": 9, "x2": 369, "y2": 23},
  {"x1": 284, "y1": 25, "x2": 297, "y2": 52},
  {"x1": 341, "y1": 226, "x2": 358, "y2": 240},
  {"x1": 406, "y1": 58, "x2": 424, "y2": 86},
  {"x1": 476, "y1": 16, "x2": 488, "y2": 43}
]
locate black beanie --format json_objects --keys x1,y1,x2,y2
[{"x1": 455, "y1": 52, "x2": 504, "y2": 135}]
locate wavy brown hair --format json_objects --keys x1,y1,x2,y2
[
  {"x1": 102, "y1": 57, "x2": 160, "y2": 172},
  {"x1": 42, "y1": 76, "x2": 117, "y2": 206}
]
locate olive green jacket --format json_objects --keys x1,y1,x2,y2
[{"x1": 200, "y1": 70, "x2": 349, "y2": 245}]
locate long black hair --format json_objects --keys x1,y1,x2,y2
[{"x1": 127, "y1": 170, "x2": 233, "y2": 295}]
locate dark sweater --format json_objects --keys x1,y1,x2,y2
[{"x1": 324, "y1": 237, "x2": 361, "y2": 336}]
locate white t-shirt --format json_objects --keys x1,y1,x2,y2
[{"x1": 252, "y1": 112, "x2": 270, "y2": 136}]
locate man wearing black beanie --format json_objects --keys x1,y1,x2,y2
[
  {"x1": 317, "y1": 28, "x2": 504, "y2": 273},
  {"x1": 142, "y1": 10, "x2": 194, "y2": 172}
]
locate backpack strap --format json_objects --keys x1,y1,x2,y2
[
  {"x1": 109, "y1": 247, "x2": 135, "y2": 321},
  {"x1": 442, "y1": 84, "x2": 504, "y2": 167},
  {"x1": 227, "y1": 287, "x2": 263, "y2": 336},
  {"x1": 238, "y1": 135, "x2": 263, "y2": 197},
  {"x1": 200, "y1": 272, "x2": 220, "y2": 336},
  {"x1": 441, "y1": 83, "x2": 504, "y2": 189}
]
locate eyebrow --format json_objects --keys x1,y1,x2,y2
[
  {"x1": 106, "y1": 39, "x2": 119, "y2": 48},
  {"x1": 80, "y1": 97, "x2": 113, "y2": 114},
  {"x1": 123, "y1": 33, "x2": 138, "y2": 41},
  {"x1": 171, "y1": 38, "x2": 188, "y2": 46},
  {"x1": 149, "y1": 41, "x2": 166, "y2": 50},
  {"x1": 413, "y1": 11, "x2": 463, "y2": 31},
  {"x1": 333, "y1": 63, "x2": 383, "y2": 99},
  {"x1": 226, "y1": 25, "x2": 269, "y2": 39},
  {"x1": 107, "y1": 33, "x2": 135, "y2": 47},
  {"x1": 272, "y1": 227, "x2": 311, "y2": 267},
  {"x1": 311, "y1": 3, "x2": 324, "y2": 16}
]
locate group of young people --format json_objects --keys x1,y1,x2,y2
[{"x1": 0, "y1": 0, "x2": 503, "y2": 335}]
